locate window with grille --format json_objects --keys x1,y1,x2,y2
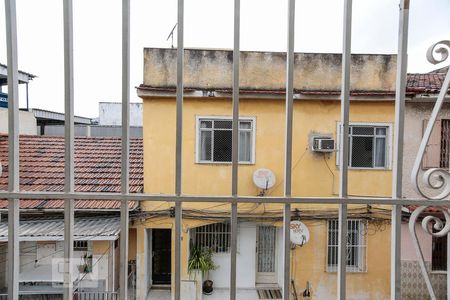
[
  {"x1": 327, "y1": 219, "x2": 367, "y2": 272},
  {"x1": 337, "y1": 124, "x2": 390, "y2": 169},
  {"x1": 441, "y1": 119, "x2": 450, "y2": 169},
  {"x1": 192, "y1": 222, "x2": 231, "y2": 253},
  {"x1": 432, "y1": 230, "x2": 447, "y2": 271},
  {"x1": 73, "y1": 240, "x2": 89, "y2": 251},
  {"x1": 197, "y1": 117, "x2": 255, "y2": 163}
]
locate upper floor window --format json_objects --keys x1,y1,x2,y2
[
  {"x1": 196, "y1": 117, "x2": 255, "y2": 164},
  {"x1": 337, "y1": 123, "x2": 391, "y2": 169}
]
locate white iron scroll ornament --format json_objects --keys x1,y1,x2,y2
[{"x1": 409, "y1": 40, "x2": 450, "y2": 300}]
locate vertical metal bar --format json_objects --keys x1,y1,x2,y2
[
  {"x1": 447, "y1": 233, "x2": 450, "y2": 300},
  {"x1": 174, "y1": 0, "x2": 184, "y2": 299},
  {"x1": 230, "y1": 203, "x2": 238, "y2": 300},
  {"x1": 5, "y1": 0, "x2": 19, "y2": 298},
  {"x1": 391, "y1": 1, "x2": 409, "y2": 299},
  {"x1": 230, "y1": 0, "x2": 240, "y2": 298},
  {"x1": 120, "y1": 0, "x2": 130, "y2": 299},
  {"x1": 284, "y1": 0, "x2": 295, "y2": 298},
  {"x1": 174, "y1": 202, "x2": 182, "y2": 300},
  {"x1": 338, "y1": 0, "x2": 352, "y2": 298},
  {"x1": 63, "y1": 0, "x2": 75, "y2": 298}
]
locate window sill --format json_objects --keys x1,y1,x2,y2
[{"x1": 430, "y1": 270, "x2": 447, "y2": 275}]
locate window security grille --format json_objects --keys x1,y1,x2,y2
[
  {"x1": 73, "y1": 240, "x2": 89, "y2": 251},
  {"x1": 441, "y1": 119, "x2": 450, "y2": 169},
  {"x1": 349, "y1": 126, "x2": 388, "y2": 168},
  {"x1": 193, "y1": 222, "x2": 231, "y2": 253},
  {"x1": 327, "y1": 220, "x2": 367, "y2": 272},
  {"x1": 198, "y1": 118, "x2": 254, "y2": 163}
]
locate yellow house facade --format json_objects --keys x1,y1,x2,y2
[{"x1": 135, "y1": 49, "x2": 396, "y2": 300}]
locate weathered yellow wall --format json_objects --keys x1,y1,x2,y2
[
  {"x1": 139, "y1": 97, "x2": 393, "y2": 299},
  {"x1": 292, "y1": 220, "x2": 390, "y2": 299},
  {"x1": 92, "y1": 240, "x2": 110, "y2": 255},
  {"x1": 143, "y1": 97, "x2": 393, "y2": 198}
]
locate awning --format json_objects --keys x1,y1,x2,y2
[{"x1": 0, "y1": 217, "x2": 120, "y2": 241}]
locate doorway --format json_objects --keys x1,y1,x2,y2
[
  {"x1": 256, "y1": 225, "x2": 277, "y2": 284},
  {"x1": 152, "y1": 229, "x2": 172, "y2": 285}
]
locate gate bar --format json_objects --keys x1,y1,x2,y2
[
  {"x1": 284, "y1": 0, "x2": 296, "y2": 298},
  {"x1": 120, "y1": 0, "x2": 131, "y2": 299},
  {"x1": 175, "y1": 0, "x2": 185, "y2": 298},
  {"x1": 391, "y1": 1, "x2": 410, "y2": 299},
  {"x1": 338, "y1": 0, "x2": 352, "y2": 298},
  {"x1": 63, "y1": 0, "x2": 75, "y2": 298},
  {"x1": 5, "y1": 0, "x2": 20, "y2": 298},
  {"x1": 230, "y1": 0, "x2": 240, "y2": 297}
]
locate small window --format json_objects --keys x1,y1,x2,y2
[
  {"x1": 327, "y1": 219, "x2": 367, "y2": 272},
  {"x1": 197, "y1": 118, "x2": 254, "y2": 163},
  {"x1": 192, "y1": 222, "x2": 231, "y2": 253},
  {"x1": 74, "y1": 240, "x2": 89, "y2": 251},
  {"x1": 337, "y1": 124, "x2": 390, "y2": 169},
  {"x1": 432, "y1": 231, "x2": 447, "y2": 271}
]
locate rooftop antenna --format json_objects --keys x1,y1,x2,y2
[{"x1": 166, "y1": 23, "x2": 178, "y2": 48}]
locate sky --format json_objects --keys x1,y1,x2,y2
[{"x1": 0, "y1": 0, "x2": 449, "y2": 118}]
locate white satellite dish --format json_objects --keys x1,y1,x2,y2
[
  {"x1": 253, "y1": 168, "x2": 276, "y2": 190},
  {"x1": 290, "y1": 220, "x2": 310, "y2": 246}
]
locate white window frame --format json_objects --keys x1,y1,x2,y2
[
  {"x1": 195, "y1": 116, "x2": 256, "y2": 164},
  {"x1": 326, "y1": 219, "x2": 368, "y2": 273},
  {"x1": 335, "y1": 122, "x2": 393, "y2": 170}
]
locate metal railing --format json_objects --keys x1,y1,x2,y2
[{"x1": 3, "y1": 0, "x2": 448, "y2": 299}]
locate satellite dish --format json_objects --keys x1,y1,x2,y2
[
  {"x1": 290, "y1": 220, "x2": 310, "y2": 246},
  {"x1": 253, "y1": 168, "x2": 276, "y2": 190}
]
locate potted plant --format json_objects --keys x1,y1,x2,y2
[{"x1": 188, "y1": 247, "x2": 218, "y2": 295}]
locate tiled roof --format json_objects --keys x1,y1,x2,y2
[
  {"x1": 406, "y1": 72, "x2": 448, "y2": 94},
  {"x1": 405, "y1": 205, "x2": 447, "y2": 214},
  {"x1": 0, "y1": 135, "x2": 142, "y2": 210}
]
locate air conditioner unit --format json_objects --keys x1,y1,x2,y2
[{"x1": 311, "y1": 137, "x2": 335, "y2": 152}]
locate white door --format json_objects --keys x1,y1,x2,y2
[{"x1": 256, "y1": 225, "x2": 277, "y2": 284}]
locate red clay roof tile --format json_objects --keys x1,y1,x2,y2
[{"x1": 0, "y1": 135, "x2": 142, "y2": 210}]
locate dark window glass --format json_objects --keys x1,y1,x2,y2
[
  {"x1": 432, "y1": 232, "x2": 447, "y2": 271},
  {"x1": 351, "y1": 136, "x2": 373, "y2": 167}
]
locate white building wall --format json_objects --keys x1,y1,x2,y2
[
  {"x1": 98, "y1": 102, "x2": 142, "y2": 126},
  {"x1": 208, "y1": 222, "x2": 257, "y2": 288},
  {"x1": 0, "y1": 108, "x2": 37, "y2": 135}
]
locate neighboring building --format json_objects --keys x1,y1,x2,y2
[
  {"x1": 33, "y1": 108, "x2": 93, "y2": 135},
  {"x1": 40, "y1": 103, "x2": 143, "y2": 138},
  {"x1": 399, "y1": 70, "x2": 450, "y2": 300},
  {"x1": 0, "y1": 135, "x2": 143, "y2": 298},
  {"x1": 136, "y1": 48, "x2": 399, "y2": 300},
  {"x1": 98, "y1": 102, "x2": 143, "y2": 126},
  {"x1": 0, "y1": 63, "x2": 37, "y2": 135}
]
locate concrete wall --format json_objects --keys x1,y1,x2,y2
[
  {"x1": 99, "y1": 102, "x2": 142, "y2": 126},
  {"x1": 143, "y1": 48, "x2": 397, "y2": 92},
  {"x1": 0, "y1": 108, "x2": 37, "y2": 135}
]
